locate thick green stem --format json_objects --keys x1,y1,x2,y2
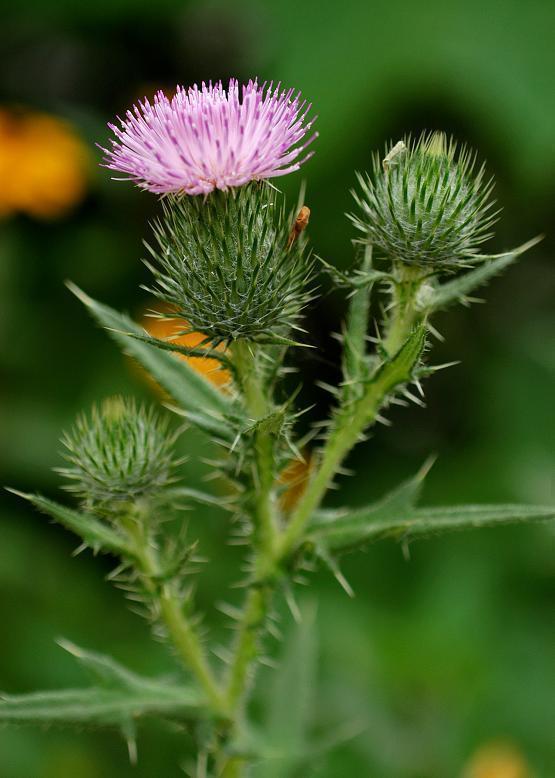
[
  {"x1": 211, "y1": 340, "x2": 280, "y2": 763},
  {"x1": 156, "y1": 590, "x2": 225, "y2": 713},
  {"x1": 383, "y1": 264, "x2": 425, "y2": 356},
  {"x1": 225, "y1": 583, "x2": 272, "y2": 711},
  {"x1": 123, "y1": 516, "x2": 227, "y2": 716},
  {"x1": 231, "y1": 340, "x2": 278, "y2": 555}
]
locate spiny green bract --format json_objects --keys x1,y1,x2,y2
[
  {"x1": 144, "y1": 182, "x2": 314, "y2": 344},
  {"x1": 349, "y1": 132, "x2": 498, "y2": 269},
  {"x1": 59, "y1": 397, "x2": 178, "y2": 513}
]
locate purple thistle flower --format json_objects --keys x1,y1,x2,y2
[{"x1": 102, "y1": 79, "x2": 318, "y2": 195}]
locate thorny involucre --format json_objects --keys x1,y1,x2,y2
[
  {"x1": 59, "y1": 397, "x2": 179, "y2": 513},
  {"x1": 102, "y1": 79, "x2": 318, "y2": 195},
  {"x1": 350, "y1": 133, "x2": 499, "y2": 269}
]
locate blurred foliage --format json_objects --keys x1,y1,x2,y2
[{"x1": 0, "y1": 0, "x2": 553, "y2": 776}]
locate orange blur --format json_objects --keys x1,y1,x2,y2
[
  {"x1": 143, "y1": 308, "x2": 230, "y2": 389},
  {"x1": 0, "y1": 109, "x2": 89, "y2": 219}
]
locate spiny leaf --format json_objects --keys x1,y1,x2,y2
[
  {"x1": 57, "y1": 640, "x2": 161, "y2": 692},
  {"x1": 0, "y1": 641, "x2": 205, "y2": 730},
  {"x1": 309, "y1": 488, "x2": 554, "y2": 554},
  {"x1": 246, "y1": 603, "x2": 360, "y2": 776},
  {"x1": 122, "y1": 330, "x2": 232, "y2": 369},
  {"x1": 66, "y1": 283, "x2": 233, "y2": 439},
  {"x1": 308, "y1": 459, "x2": 433, "y2": 552},
  {"x1": 7, "y1": 490, "x2": 132, "y2": 557},
  {"x1": 245, "y1": 406, "x2": 288, "y2": 438},
  {"x1": 0, "y1": 686, "x2": 203, "y2": 727},
  {"x1": 248, "y1": 603, "x2": 317, "y2": 778},
  {"x1": 367, "y1": 321, "x2": 428, "y2": 400},
  {"x1": 319, "y1": 253, "x2": 389, "y2": 289},
  {"x1": 163, "y1": 486, "x2": 233, "y2": 509},
  {"x1": 426, "y1": 236, "x2": 542, "y2": 311},
  {"x1": 406, "y1": 503, "x2": 555, "y2": 537}
]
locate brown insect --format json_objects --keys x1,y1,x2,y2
[{"x1": 286, "y1": 205, "x2": 310, "y2": 249}]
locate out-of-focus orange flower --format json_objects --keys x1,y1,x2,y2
[
  {"x1": 143, "y1": 307, "x2": 230, "y2": 389},
  {"x1": 278, "y1": 451, "x2": 313, "y2": 513},
  {"x1": 0, "y1": 108, "x2": 89, "y2": 219},
  {"x1": 461, "y1": 741, "x2": 532, "y2": 778}
]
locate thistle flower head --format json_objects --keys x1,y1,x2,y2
[
  {"x1": 349, "y1": 132, "x2": 498, "y2": 269},
  {"x1": 145, "y1": 183, "x2": 314, "y2": 343},
  {"x1": 59, "y1": 397, "x2": 178, "y2": 513},
  {"x1": 102, "y1": 79, "x2": 317, "y2": 195}
]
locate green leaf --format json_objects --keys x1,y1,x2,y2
[
  {"x1": 308, "y1": 475, "x2": 554, "y2": 554},
  {"x1": 406, "y1": 504, "x2": 555, "y2": 537},
  {"x1": 319, "y1": 252, "x2": 389, "y2": 289},
  {"x1": 308, "y1": 460, "x2": 433, "y2": 552},
  {"x1": 0, "y1": 641, "x2": 205, "y2": 730},
  {"x1": 7, "y1": 490, "x2": 132, "y2": 556},
  {"x1": 163, "y1": 486, "x2": 234, "y2": 510},
  {"x1": 0, "y1": 684, "x2": 203, "y2": 727},
  {"x1": 249, "y1": 603, "x2": 317, "y2": 778},
  {"x1": 56, "y1": 639, "x2": 160, "y2": 690},
  {"x1": 374, "y1": 320, "x2": 428, "y2": 392},
  {"x1": 427, "y1": 236, "x2": 542, "y2": 312},
  {"x1": 66, "y1": 282, "x2": 234, "y2": 439},
  {"x1": 246, "y1": 604, "x2": 360, "y2": 776},
  {"x1": 123, "y1": 330, "x2": 232, "y2": 369}
]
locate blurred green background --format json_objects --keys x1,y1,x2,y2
[{"x1": 1, "y1": 0, "x2": 554, "y2": 776}]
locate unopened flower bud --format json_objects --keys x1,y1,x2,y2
[
  {"x1": 59, "y1": 397, "x2": 178, "y2": 513},
  {"x1": 350, "y1": 132, "x2": 498, "y2": 269}
]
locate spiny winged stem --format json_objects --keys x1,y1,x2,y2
[
  {"x1": 383, "y1": 263, "x2": 428, "y2": 356},
  {"x1": 120, "y1": 509, "x2": 228, "y2": 716},
  {"x1": 230, "y1": 340, "x2": 279, "y2": 556},
  {"x1": 225, "y1": 583, "x2": 272, "y2": 710},
  {"x1": 222, "y1": 342, "x2": 279, "y2": 732},
  {"x1": 275, "y1": 262, "x2": 428, "y2": 560}
]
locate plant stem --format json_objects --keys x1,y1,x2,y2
[
  {"x1": 156, "y1": 589, "x2": 225, "y2": 713},
  {"x1": 218, "y1": 268, "x2": 426, "y2": 767},
  {"x1": 124, "y1": 515, "x2": 227, "y2": 715},
  {"x1": 225, "y1": 583, "x2": 272, "y2": 711},
  {"x1": 231, "y1": 340, "x2": 278, "y2": 556},
  {"x1": 210, "y1": 340, "x2": 288, "y2": 775},
  {"x1": 275, "y1": 272, "x2": 426, "y2": 560},
  {"x1": 382, "y1": 264, "x2": 425, "y2": 356}
]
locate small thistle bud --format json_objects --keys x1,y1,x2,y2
[
  {"x1": 59, "y1": 397, "x2": 178, "y2": 513},
  {"x1": 349, "y1": 132, "x2": 498, "y2": 269},
  {"x1": 145, "y1": 183, "x2": 313, "y2": 343}
]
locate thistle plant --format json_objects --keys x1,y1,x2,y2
[
  {"x1": 4, "y1": 79, "x2": 553, "y2": 777},
  {"x1": 59, "y1": 397, "x2": 179, "y2": 513}
]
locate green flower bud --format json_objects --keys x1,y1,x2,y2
[
  {"x1": 145, "y1": 182, "x2": 313, "y2": 344},
  {"x1": 349, "y1": 132, "x2": 498, "y2": 269},
  {"x1": 59, "y1": 397, "x2": 178, "y2": 513}
]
